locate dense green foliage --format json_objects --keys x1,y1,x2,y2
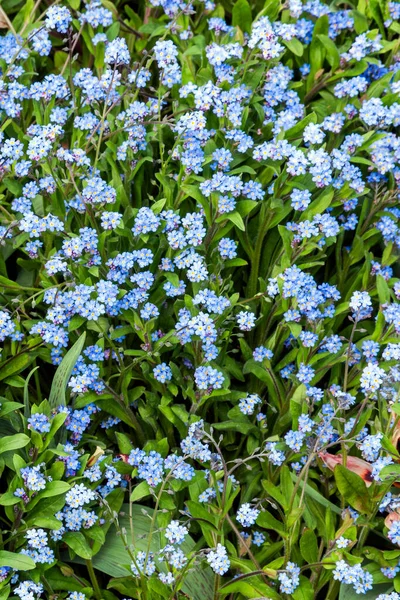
[{"x1": 1, "y1": 0, "x2": 400, "y2": 598}]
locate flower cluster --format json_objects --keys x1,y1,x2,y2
[{"x1": 2, "y1": 0, "x2": 400, "y2": 598}]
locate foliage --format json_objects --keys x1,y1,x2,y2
[{"x1": 0, "y1": 0, "x2": 400, "y2": 598}]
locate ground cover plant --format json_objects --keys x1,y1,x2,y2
[{"x1": 1, "y1": 0, "x2": 400, "y2": 598}]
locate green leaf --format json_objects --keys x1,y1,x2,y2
[
  {"x1": 256, "y1": 510, "x2": 286, "y2": 537},
  {"x1": 379, "y1": 464, "x2": 400, "y2": 481},
  {"x1": 367, "y1": 0, "x2": 385, "y2": 33},
  {"x1": 23, "y1": 367, "x2": 39, "y2": 418},
  {"x1": 0, "y1": 353, "x2": 34, "y2": 382},
  {"x1": 293, "y1": 576, "x2": 314, "y2": 600},
  {"x1": 45, "y1": 412, "x2": 68, "y2": 445},
  {"x1": 181, "y1": 184, "x2": 206, "y2": 205},
  {"x1": 44, "y1": 568, "x2": 88, "y2": 593},
  {"x1": 243, "y1": 360, "x2": 284, "y2": 407},
  {"x1": 0, "y1": 275, "x2": 35, "y2": 292},
  {"x1": 25, "y1": 495, "x2": 66, "y2": 524},
  {"x1": 27, "y1": 481, "x2": 70, "y2": 508},
  {"x1": 219, "y1": 579, "x2": 281, "y2": 599},
  {"x1": 64, "y1": 532, "x2": 93, "y2": 559},
  {"x1": 0, "y1": 585, "x2": 10, "y2": 600},
  {"x1": 85, "y1": 526, "x2": 105, "y2": 547},
  {"x1": 0, "y1": 491, "x2": 21, "y2": 506},
  {"x1": 262, "y1": 480, "x2": 288, "y2": 510},
  {"x1": 68, "y1": 316, "x2": 86, "y2": 332},
  {"x1": 226, "y1": 211, "x2": 245, "y2": 231},
  {"x1": 212, "y1": 420, "x2": 258, "y2": 434},
  {"x1": 48, "y1": 333, "x2": 86, "y2": 408},
  {"x1": 2, "y1": 178, "x2": 22, "y2": 196},
  {"x1": 284, "y1": 38, "x2": 304, "y2": 56},
  {"x1": 0, "y1": 433, "x2": 30, "y2": 455},
  {"x1": 224, "y1": 258, "x2": 248, "y2": 267},
  {"x1": 334, "y1": 465, "x2": 372, "y2": 513},
  {"x1": 41, "y1": 480, "x2": 71, "y2": 497},
  {"x1": 229, "y1": 167, "x2": 256, "y2": 177},
  {"x1": 26, "y1": 516, "x2": 63, "y2": 529},
  {"x1": 376, "y1": 274, "x2": 391, "y2": 304},
  {"x1": 130, "y1": 481, "x2": 151, "y2": 502},
  {"x1": 303, "y1": 188, "x2": 334, "y2": 220},
  {"x1": 289, "y1": 472, "x2": 342, "y2": 514},
  {"x1": 300, "y1": 529, "x2": 318, "y2": 564},
  {"x1": 0, "y1": 551, "x2": 35, "y2": 570},
  {"x1": 186, "y1": 500, "x2": 218, "y2": 526},
  {"x1": 96, "y1": 397, "x2": 140, "y2": 430},
  {"x1": 352, "y1": 9, "x2": 369, "y2": 33},
  {"x1": 85, "y1": 504, "x2": 214, "y2": 600},
  {"x1": 110, "y1": 325, "x2": 132, "y2": 340},
  {"x1": 339, "y1": 583, "x2": 393, "y2": 599},
  {"x1": 317, "y1": 34, "x2": 340, "y2": 70},
  {"x1": 0, "y1": 402, "x2": 24, "y2": 417},
  {"x1": 285, "y1": 113, "x2": 317, "y2": 140},
  {"x1": 115, "y1": 432, "x2": 133, "y2": 454},
  {"x1": 4, "y1": 376, "x2": 25, "y2": 388},
  {"x1": 232, "y1": 0, "x2": 252, "y2": 33}
]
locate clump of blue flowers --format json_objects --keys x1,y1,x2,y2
[{"x1": 2, "y1": 0, "x2": 400, "y2": 598}]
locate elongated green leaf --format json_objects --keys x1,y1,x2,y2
[
  {"x1": 26, "y1": 516, "x2": 63, "y2": 529},
  {"x1": 0, "y1": 551, "x2": 35, "y2": 570},
  {"x1": 293, "y1": 576, "x2": 314, "y2": 600},
  {"x1": 0, "y1": 402, "x2": 24, "y2": 417},
  {"x1": 0, "y1": 275, "x2": 36, "y2": 291},
  {"x1": 0, "y1": 585, "x2": 10, "y2": 600},
  {"x1": 232, "y1": 0, "x2": 252, "y2": 33},
  {"x1": 219, "y1": 579, "x2": 281, "y2": 599},
  {"x1": 300, "y1": 530, "x2": 318, "y2": 564},
  {"x1": 376, "y1": 274, "x2": 391, "y2": 304},
  {"x1": 0, "y1": 491, "x2": 21, "y2": 506},
  {"x1": 339, "y1": 583, "x2": 393, "y2": 600},
  {"x1": 212, "y1": 420, "x2": 258, "y2": 434},
  {"x1": 85, "y1": 504, "x2": 214, "y2": 600},
  {"x1": 226, "y1": 211, "x2": 245, "y2": 231},
  {"x1": 48, "y1": 332, "x2": 86, "y2": 407},
  {"x1": 317, "y1": 34, "x2": 340, "y2": 70},
  {"x1": 64, "y1": 532, "x2": 93, "y2": 559},
  {"x1": 284, "y1": 38, "x2": 304, "y2": 56},
  {"x1": 334, "y1": 465, "x2": 372, "y2": 514},
  {"x1": 285, "y1": 113, "x2": 317, "y2": 140},
  {"x1": 130, "y1": 480, "x2": 151, "y2": 502},
  {"x1": 27, "y1": 481, "x2": 70, "y2": 509},
  {"x1": 0, "y1": 433, "x2": 29, "y2": 455},
  {"x1": 0, "y1": 353, "x2": 34, "y2": 382},
  {"x1": 256, "y1": 510, "x2": 286, "y2": 536},
  {"x1": 36, "y1": 480, "x2": 70, "y2": 498},
  {"x1": 23, "y1": 366, "x2": 39, "y2": 417},
  {"x1": 303, "y1": 189, "x2": 334, "y2": 220},
  {"x1": 289, "y1": 473, "x2": 342, "y2": 514}
]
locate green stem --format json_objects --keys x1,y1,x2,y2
[
  {"x1": 213, "y1": 572, "x2": 220, "y2": 600},
  {"x1": 41, "y1": 575, "x2": 54, "y2": 596},
  {"x1": 167, "y1": 558, "x2": 195, "y2": 600},
  {"x1": 145, "y1": 479, "x2": 167, "y2": 563},
  {"x1": 86, "y1": 559, "x2": 102, "y2": 600},
  {"x1": 33, "y1": 360, "x2": 42, "y2": 403}
]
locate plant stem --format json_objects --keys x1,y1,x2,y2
[
  {"x1": 86, "y1": 559, "x2": 103, "y2": 600},
  {"x1": 213, "y1": 572, "x2": 220, "y2": 600},
  {"x1": 41, "y1": 575, "x2": 54, "y2": 596}
]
